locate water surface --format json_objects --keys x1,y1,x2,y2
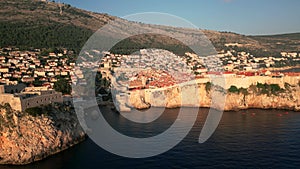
[{"x1": 3, "y1": 108, "x2": 300, "y2": 168}]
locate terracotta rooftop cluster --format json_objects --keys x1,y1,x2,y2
[{"x1": 128, "y1": 69, "x2": 178, "y2": 90}]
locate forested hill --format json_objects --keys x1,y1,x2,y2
[
  {"x1": 0, "y1": 0, "x2": 113, "y2": 52},
  {"x1": 0, "y1": 0, "x2": 299, "y2": 55}
]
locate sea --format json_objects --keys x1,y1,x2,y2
[{"x1": 2, "y1": 107, "x2": 300, "y2": 169}]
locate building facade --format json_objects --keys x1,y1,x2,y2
[{"x1": 0, "y1": 85, "x2": 63, "y2": 112}]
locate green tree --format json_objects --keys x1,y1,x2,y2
[
  {"x1": 25, "y1": 107, "x2": 44, "y2": 117},
  {"x1": 228, "y1": 85, "x2": 239, "y2": 93},
  {"x1": 32, "y1": 79, "x2": 43, "y2": 87},
  {"x1": 54, "y1": 78, "x2": 71, "y2": 95},
  {"x1": 269, "y1": 84, "x2": 282, "y2": 95}
]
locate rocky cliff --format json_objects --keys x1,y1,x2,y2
[
  {"x1": 0, "y1": 103, "x2": 85, "y2": 165},
  {"x1": 129, "y1": 83, "x2": 300, "y2": 111}
]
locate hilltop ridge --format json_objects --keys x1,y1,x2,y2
[{"x1": 0, "y1": 0, "x2": 299, "y2": 54}]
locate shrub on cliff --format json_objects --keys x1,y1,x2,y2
[
  {"x1": 269, "y1": 84, "x2": 282, "y2": 95},
  {"x1": 256, "y1": 83, "x2": 268, "y2": 94},
  {"x1": 0, "y1": 103, "x2": 15, "y2": 132},
  {"x1": 25, "y1": 107, "x2": 45, "y2": 117},
  {"x1": 228, "y1": 85, "x2": 239, "y2": 93},
  {"x1": 284, "y1": 82, "x2": 292, "y2": 91},
  {"x1": 239, "y1": 87, "x2": 249, "y2": 95},
  {"x1": 214, "y1": 85, "x2": 227, "y2": 95},
  {"x1": 205, "y1": 82, "x2": 212, "y2": 92},
  {"x1": 205, "y1": 82, "x2": 226, "y2": 95},
  {"x1": 228, "y1": 86, "x2": 249, "y2": 95},
  {"x1": 256, "y1": 83, "x2": 284, "y2": 96}
]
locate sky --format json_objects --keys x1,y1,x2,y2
[{"x1": 60, "y1": 0, "x2": 300, "y2": 35}]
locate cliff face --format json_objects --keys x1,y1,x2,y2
[
  {"x1": 129, "y1": 83, "x2": 300, "y2": 111},
  {"x1": 224, "y1": 92, "x2": 300, "y2": 111},
  {"x1": 0, "y1": 104, "x2": 85, "y2": 165}
]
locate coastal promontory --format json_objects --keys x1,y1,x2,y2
[{"x1": 0, "y1": 103, "x2": 85, "y2": 165}]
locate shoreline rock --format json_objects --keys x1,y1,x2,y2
[
  {"x1": 127, "y1": 83, "x2": 300, "y2": 112},
  {"x1": 0, "y1": 104, "x2": 86, "y2": 165}
]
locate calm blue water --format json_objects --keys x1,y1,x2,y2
[{"x1": 3, "y1": 108, "x2": 300, "y2": 169}]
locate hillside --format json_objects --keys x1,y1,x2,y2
[
  {"x1": 0, "y1": 0, "x2": 299, "y2": 55},
  {"x1": 250, "y1": 33, "x2": 300, "y2": 52},
  {"x1": 0, "y1": 0, "x2": 113, "y2": 52}
]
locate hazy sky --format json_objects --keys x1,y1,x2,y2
[{"x1": 60, "y1": 0, "x2": 300, "y2": 35}]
